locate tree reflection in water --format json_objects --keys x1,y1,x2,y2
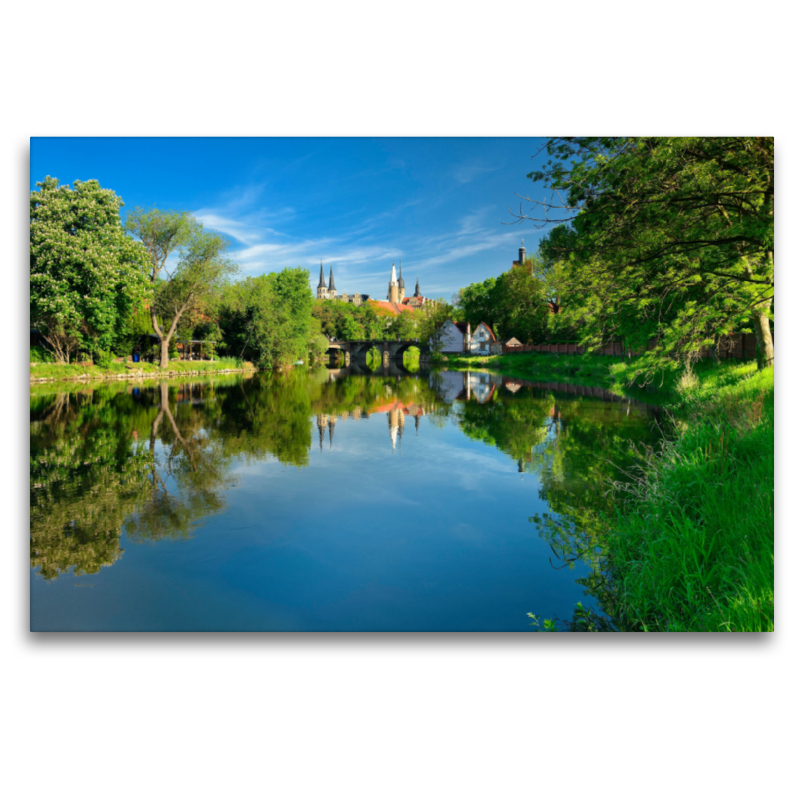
[
  {"x1": 449, "y1": 376, "x2": 663, "y2": 629},
  {"x1": 30, "y1": 369, "x2": 662, "y2": 628}
]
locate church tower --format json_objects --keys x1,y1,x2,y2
[
  {"x1": 413, "y1": 276, "x2": 421, "y2": 298},
  {"x1": 328, "y1": 266, "x2": 337, "y2": 300},
  {"x1": 387, "y1": 262, "x2": 399, "y2": 304},
  {"x1": 317, "y1": 262, "x2": 328, "y2": 300},
  {"x1": 398, "y1": 260, "x2": 405, "y2": 302},
  {"x1": 514, "y1": 239, "x2": 527, "y2": 267}
]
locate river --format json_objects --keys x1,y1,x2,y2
[{"x1": 30, "y1": 366, "x2": 662, "y2": 631}]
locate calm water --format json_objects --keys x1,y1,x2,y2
[{"x1": 30, "y1": 366, "x2": 662, "y2": 631}]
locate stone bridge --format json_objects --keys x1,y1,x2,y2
[{"x1": 327, "y1": 339, "x2": 430, "y2": 364}]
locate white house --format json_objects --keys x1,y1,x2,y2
[
  {"x1": 439, "y1": 320, "x2": 468, "y2": 353},
  {"x1": 438, "y1": 320, "x2": 497, "y2": 354},
  {"x1": 467, "y1": 321, "x2": 496, "y2": 355}
]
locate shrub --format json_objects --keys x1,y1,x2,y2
[{"x1": 30, "y1": 345, "x2": 54, "y2": 364}]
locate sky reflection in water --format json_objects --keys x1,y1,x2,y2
[{"x1": 30, "y1": 367, "x2": 661, "y2": 631}]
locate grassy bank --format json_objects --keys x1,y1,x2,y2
[
  {"x1": 444, "y1": 351, "x2": 774, "y2": 632},
  {"x1": 30, "y1": 357, "x2": 254, "y2": 383},
  {"x1": 608, "y1": 362, "x2": 774, "y2": 631},
  {"x1": 440, "y1": 351, "x2": 665, "y2": 405}
]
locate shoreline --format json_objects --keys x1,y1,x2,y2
[
  {"x1": 30, "y1": 363, "x2": 257, "y2": 385},
  {"x1": 442, "y1": 351, "x2": 773, "y2": 631}
]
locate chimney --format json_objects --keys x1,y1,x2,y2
[{"x1": 518, "y1": 238, "x2": 526, "y2": 265}]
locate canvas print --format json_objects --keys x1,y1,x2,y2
[{"x1": 29, "y1": 137, "x2": 774, "y2": 631}]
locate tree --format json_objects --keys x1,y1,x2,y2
[
  {"x1": 417, "y1": 299, "x2": 454, "y2": 354},
  {"x1": 517, "y1": 137, "x2": 774, "y2": 369},
  {"x1": 218, "y1": 267, "x2": 313, "y2": 369},
  {"x1": 30, "y1": 177, "x2": 151, "y2": 363},
  {"x1": 126, "y1": 209, "x2": 237, "y2": 368},
  {"x1": 493, "y1": 262, "x2": 550, "y2": 343},
  {"x1": 456, "y1": 264, "x2": 550, "y2": 344},
  {"x1": 267, "y1": 267, "x2": 314, "y2": 365},
  {"x1": 386, "y1": 310, "x2": 418, "y2": 340},
  {"x1": 457, "y1": 276, "x2": 499, "y2": 332}
]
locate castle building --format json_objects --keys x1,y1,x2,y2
[
  {"x1": 318, "y1": 259, "x2": 430, "y2": 312},
  {"x1": 317, "y1": 262, "x2": 338, "y2": 300},
  {"x1": 387, "y1": 261, "x2": 400, "y2": 303},
  {"x1": 384, "y1": 260, "x2": 432, "y2": 311},
  {"x1": 317, "y1": 262, "x2": 371, "y2": 305}
]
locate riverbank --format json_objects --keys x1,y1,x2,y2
[
  {"x1": 444, "y1": 351, "x2": 774, "y2": 632},
  {"x1": 608, "y1": 362, "x2": 774, "y2": 631},
  {"x1": 30, "y1": 357, "x2": 256, "y2": 384},
  {"x1": 440, "y1": 351, "x2": 672, "y2": 406}
]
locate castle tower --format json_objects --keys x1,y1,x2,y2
[
  {"x1": 328, "y1": 266, "x2": 337, "y2": 300},
  {"x1": 317, "y1": 262, "x2": 328, "y2": 300},
  {"x1": 398, "y1": 260, "x2": 405, "y2": 302},
  {"x1": 388, "y1": 262, "x2": 399, "y2": 304}
]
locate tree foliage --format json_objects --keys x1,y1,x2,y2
[
  {"x1": 312, "y1": 299, "x2": 386, "y2": 341},
  {"x1": 125, "y1": 208, "x2": 238, "y2": 367},
  {"x1": 417, "y1": 299, "x2": 455, "y2": 353},
  {"x1": 520, "y1": 137, "x2": 774, "y2": 370},
  {"x1": 455, "y1": 261, "x2": 550, "y2": 344},
  {"x1": 218, "y1": 268, "x2": 314, "y2": 368},
  {"x1": 30, "y1": 177, "x2": 151, "y2": 363}
]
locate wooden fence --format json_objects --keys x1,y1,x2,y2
[{"x1": 502, "y1": 331, "x2": 771, "y2": 360}]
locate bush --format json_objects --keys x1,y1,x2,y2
[
  {"x1": 93, "y1": 349, "x2": 116, "y2": 369},
  {"x1": 30, "y1": 345, "x2": 54, "y2": 364}
]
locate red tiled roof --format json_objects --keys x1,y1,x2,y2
[{"x1": 367, "y1": 300, "x2": 418, "y2": 316}]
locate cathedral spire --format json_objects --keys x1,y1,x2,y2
[
  {"x1": 398, "y1": 260, "x2": 405, "y2": 288},
  {"x1": 318, "y1": 261, "x2": 326, "y2": 289},
  {"x1": 414, "y1": 276, "x2": 421, "y2": 297},
  {"x1": 328, "y1": 266, "x2": 336, "y2": 291}
]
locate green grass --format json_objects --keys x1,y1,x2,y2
[
  {"x1": 607, "y1": 364, "x2": 773, "y2": 631},
  {"x1": 444, "y1": 351, "x2": 774, "y2": 631},
  {"x1": 30, "y1": 357, "x2": 250, "y2": 382}
]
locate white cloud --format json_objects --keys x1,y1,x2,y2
[
  {"x1": 187, "y1": 180, "x2": 527, "y2": 298},
  {"x1": 452, "y1": 161, "x2": 500, "y2": 184}
]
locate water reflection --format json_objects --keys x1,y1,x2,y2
[{"x1": 30, "y1": 368, "x2": 661, "y2": 630}]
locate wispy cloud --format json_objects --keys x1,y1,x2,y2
[
  {"x1": 452, "y1": 160, "x2": 501, "y2": 184},
  {"x1": 191, "y1": 182, "x2": 525, "y2": 298}
]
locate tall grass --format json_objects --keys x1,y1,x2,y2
[{"x1": 608, "y1": 365, "x2": 774, "y2": 631}]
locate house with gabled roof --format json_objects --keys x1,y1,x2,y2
[{"x1": 438, "y1": 320, "x2": 497, "y2": 354}]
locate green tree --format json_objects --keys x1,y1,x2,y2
[
  {"x1": 457, "y1": 276, "x2": 499, "y2": 332},
  {"x1": 417, "y1": 299, "x2": 454, "y2": 354},
  {"x1": 218, "y1": 267, "x2": 313, "y2": 369},
  {"x1": 493, "y1": 262, "x2": 550, "y2": 343},
  {"x1": 30, "y1": 177, "x2": 151, "y2": 363},
  {"x1": 386, "y1": 310, "x2": 418, "y2": 340},
  {"x1": 521, "y1": 137, "x2": 774, "y2": 369},
  {"x1": 126, "y1": 209, "x2": 237, "y2": 368}
]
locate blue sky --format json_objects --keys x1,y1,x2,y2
[{"x1": 31, "y1": 137, "x2": 554, "y2": 301}]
